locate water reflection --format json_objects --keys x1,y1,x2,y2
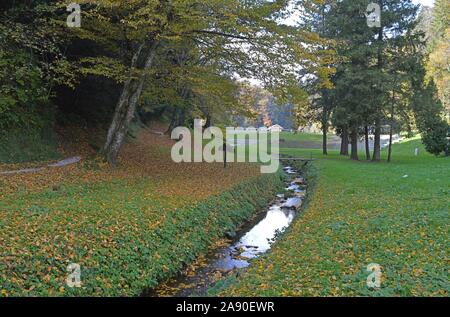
[
  {"x1": 146, "y1": 165, "x2": 306, "y2": 297},
  {"x1": 215, "y1": 205, "x2": 295, "y2": 270}
]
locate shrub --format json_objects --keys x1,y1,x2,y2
[{"x1": 421, "y1": 121, "x2": 450, "y2": 156}]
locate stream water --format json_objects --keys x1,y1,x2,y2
[{"x1": 144, "y1": 163, "x2": 307, "y2": 297}]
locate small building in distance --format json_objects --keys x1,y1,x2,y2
[{"x1": 268, "y1": 124, "x2": 284, "y2": 133}]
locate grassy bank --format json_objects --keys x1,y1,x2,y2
[
  {"x1": 219, "y1": 137, "x2": 449, "y2": 296},
  {"x1": 0, "y1": 128, "x2": 61, "y2": 164},
  {"x1": 0, "y1": 130, "x2": 283, "y2": 296}
]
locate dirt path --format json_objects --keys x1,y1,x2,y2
[{"x1": 0, "y1": 156, "x2": 81, "y2": 175}]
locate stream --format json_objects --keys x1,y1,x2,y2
[{"x1": 144, "y1": 163, "x2": 307, "y2": 297}]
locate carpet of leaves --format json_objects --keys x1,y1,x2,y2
[{"x1": 0, "y1": 128, "x2": 264, "y2": 296}]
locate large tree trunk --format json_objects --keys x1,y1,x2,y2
[
  {"x1": 365, "y1": 126, "x2": 371, "y2": 160},
  {"x1": 340, "y1": 128, "x2": 349, "y2": 156},
  {"x1": 350, "y1": 129, "x2": 359, "y2": 160},
  {"x1": 372, "y1": 118, "x2": 381, "y2": 162},
  {"x1": 102, "y1": 41, "x2": 159, "y2": 165}
]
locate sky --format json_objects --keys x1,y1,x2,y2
[
  {"x1": 243, "y1": 0, "x2": 435, "y2": 86},
  {"x1": 413, "y1": 0, "x2": 434, "y2": 7},
  {"x1": 283, "y1": 0, "x2": 434, "y2": 27}
]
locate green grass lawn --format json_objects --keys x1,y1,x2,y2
[
  {"x1": 279, "y1": 131, "x2": 325, "y2": 143},
  {"x1": 2, "y1": 131, "x2": 447, "y2": 297},
  {"x1": 233, "y1": 131, "x2": 324, "y2": 143},
  {"x1": 224, "y1": 131, "x2": 323, "y2": 163},
  {"x1": 220, "y1": 137, "x2": 449, "y2": 296}
]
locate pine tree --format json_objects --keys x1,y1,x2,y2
[{"x1": 324, "y1": 0, "x2": 420, "y2": 161}]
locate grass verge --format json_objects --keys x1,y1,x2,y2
[
  {"x1": 0, "y1": 128, "x2": 61, "y2": 164},
  {"x1": 219, "y1": 137, "x2": 449, "y2": 296}
]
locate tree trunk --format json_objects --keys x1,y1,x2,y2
[
  {"x1": 322, "y1": 109, "x2": 328, "y2": 155},
  {"x1": 372, "y1": 118, "x2": 381, "y2": 162},
  {"x1": 340, "y1": 128, "x2": 349, "y2": 156},
  {"x1": 387, "y1": 91, "x2": 395, "y2": 163},
  {"x1": 102, "y1": 41, "x2": 159, "y2": 165},
  {"x1": 322, "y1": 129, "x2": 328, "y2": 155},
  {"x1": 406, "y1": 122, "x2": 413, "y2": 138},
  {"x1": 365, "y1": 126, "x2": 371, "y2": 160},
  {"x1": 387, "y1": 124, "x2": 393, "y2": 163},
  {"x1": 223, "y1": 141, "x2": 227, "y2": 169},
  {"x1": 446, "y1": 128, "x2": 450, "y2": 156},
  {"x1": 446, "y1": 139, "x2": 450, "y2": 157},
  {"x1": 199, "y1": 96, "x2": 211, "y2": 131},
  {"x1": 178, "y1": 108, "x2": 186, "y2": 128},
  {"x1": 350, "y1": 129, "x2": 359, "y2": 160},
  {"x1": 373, "y1": 8, "x2": 383, "y2": 163},
  {"x1": 204, "y1": 114, "x2": 212, "y2": 130}
]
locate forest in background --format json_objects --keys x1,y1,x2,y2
[{"x1": 0, "y1": 0, "x2": 448, "y2": 164}]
